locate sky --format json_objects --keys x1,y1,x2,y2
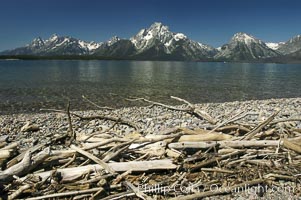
[{"x1": 0, "y1": 0, "x2": 301, "y2": 51}]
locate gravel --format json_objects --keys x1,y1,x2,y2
[{"x1": 1, "y1": 97, "x2": 301, "y2": 199}]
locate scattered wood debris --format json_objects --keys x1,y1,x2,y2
[{"x1": 0, "y1": 97, "x2": 301, "y2": 199}]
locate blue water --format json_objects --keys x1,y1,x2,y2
[{"x1": 0, "y1": 60, "x2": 300, "y2": 114}]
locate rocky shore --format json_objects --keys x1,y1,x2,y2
[{"x1": 0, "y1": 97, "x2": 301, "y2": 199}]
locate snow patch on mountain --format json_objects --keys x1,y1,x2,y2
[
  {"x1": 174, "y1": 33, "x2": 187, "y2": 41},
  {"x1": 79, "y1": 40, "x2": 102, "y2": 51},
  {"x1": 266, "y1": 42, "x2": 284, "y2": 50}
]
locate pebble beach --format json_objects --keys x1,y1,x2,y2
[
  {"x1": 1, "y1": 97, "x2": 301, "y2": 146},
  {"x1": 0, "y1": 97, "x2": 301, "y2": 199}
]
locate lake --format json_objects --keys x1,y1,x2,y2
[{"x1": 0, "y1": 60, "x2": 300, "y2": 114}]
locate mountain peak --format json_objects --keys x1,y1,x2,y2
[
  {"x1": 29, "y1": 36, "x2": 45, "y2": 47},
  {"x1": 232, "y1": 32, "x2": 255, "y2": 41},
  {"x1": 216, "y1": 32, "x2": 279, "y2": 60},
  {"x1": 289, "y1": 34, "x2": 301, "y2": 43},
  {"x1": 230, "y1": 32, "x2": 264, "y2": 46},
  {"x1": 49, "y1": 34, "x2": 59, "y2": 42},
  {"x1": 149, "y1": 22, "x2": 169, "y2": 31},
  {"x1": 107, "y1": 36, "x2": 120, "y2": 46},
  {"x1": 150, "y1": 22, "x2": 164, "y2": 27}
]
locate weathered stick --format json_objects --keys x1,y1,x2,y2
[
  {"x1": 127, "y1": 96, "x2": 216, "y2": 124},
  {"x1": 40, "y1": 109, "x2": 140, "y2": 131},
  {"x1": 168, "y1": 140, "x2": 282, "y2": 149},
  {"x1": 240, "y1": 110, "x2": 280, "y2": 140},
  {"x1": 124, "y1": 181, "x2": 154, "y2": 200},
  {"x1": 25, "y1": 187, "x2": 104, "y2": 200},
  {"x1": 75, "y1": 113, "x2": 140, "y2": 131},
  {"x1": 82, "y1": 95, "x2": 114, "y2": 110},
  {"x1": 190, "y1": 150, "x2": 245, "y2": 171},
  {"x1": 66, "y1": 100, "x2": 75, "y2": 140},
  {"x1": 209, "y1": 111, "x2": 248, "y2": 133},
  {"x1": 83, "y1": 138, "x2": 129, "y2": 150},
  {"x1": 8, "y1": 184, "x2": 31, "y2": 200},
  {"x1": 171, "y1": 96, "x2": 217, "y2": 124},
  {"x1": 201, "y1": 167, "x2": 235, "y2": 174},
  {"x1": 70, "y1": 145, "x2": 116, "y2": 175},
  {"x1": 216, "y1": 125, "x2": 251, "y2": 133}
]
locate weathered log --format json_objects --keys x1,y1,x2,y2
[
  {"x1": 0, "y1": 147, "x2": 50, "y2": 183},
  {"x1": 0, "y1": 149, "x2": 13, "y2": 159},
  {"x1": 283, "y1": 139, "x2": 301, "y2": 154},
  {"x1": 1, "y1": 142, "x2": 19, "y2": 150},
  {"x1": 30, "y1": 159, "x2": 177, "y2": 182},
  {"x1": 168, "y1": 140, "x2": 282, "y2": 149},
  {"x1": 6, "y1": 143, "x2": 45, "y2": 168}
]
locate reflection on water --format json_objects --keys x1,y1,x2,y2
[{"x1": 0, "y1": 60, "x2": 300, "y2": 114}]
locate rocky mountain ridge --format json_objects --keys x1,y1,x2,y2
[{"x1": 1, "y1": 22, "x2": 301, "y2": 62}]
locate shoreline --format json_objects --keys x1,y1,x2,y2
[
  {"x1": 1, "y1": 97, "x2": 300, "y2": 146},
  {"x1": 1, "y1": 97, "x2": 301, "y2": 199},
  {"x1": 1, "y1": 96, "x2": 301, "y2": 117}
]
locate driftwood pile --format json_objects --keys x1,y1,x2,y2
[{"x1": 0, "y1": 97, "x2": 301, "y2": 199}]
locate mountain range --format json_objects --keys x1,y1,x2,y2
[{"x1": 1, "y1": 22, "x2": 301, "y2": 63}]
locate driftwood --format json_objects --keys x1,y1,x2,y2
[
  {"x1": 0, "y1": 147, "x2": 50, "y2": 183},
  {"x1": 40, "y1": 108, "x2": 141, "y2": 131},
  {"x1": 127, "y1": 96, "x2": 217, "y2": 124},
  {"x1": 25, "y1": 187, "x2": 104, "y2": 200},
  {"x1": 29, "y1": 159, "x2": 176, "y2": 182},
  {"x1": 82, "y1": 95, "x2": 114, "y2": 110},
  {"x1": 168, "y1": 140, "x2": 282, "y2": 149},
  {"x1": 240, "y1": 110, "x2": 280, "y2": 140},
  {"x1": 1, "y1": 98, "x2": 301, "y2": 199},
  {"x1": 0, "y1": 149, "x2": 13, "y2": 159},
  {"x1": 70, "y1": 144, "x2": 116, "y2": 175}
]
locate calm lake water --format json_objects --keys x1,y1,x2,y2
[{"x1": 0, "y1": 60, "x2": 300, "y2": 114}]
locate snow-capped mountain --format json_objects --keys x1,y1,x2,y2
[
  {"x1": 2, "y1": 34, "x2": 102, "y2": 55},
  {"x1": 277, "y1": 35, "x2": 301, "y2": 55},
  {"x1": 266, "y1": 42, "x2": 285, "y2": 50},
  {"x1": 215, "y1": 33, "x2": 280, "y2": 61},
  {"x1": 129, "y1": 22, "x2": 217, "y2": 60},
  {"x1": 1, "y1": 23, "x2": 301, "y2": 62}
]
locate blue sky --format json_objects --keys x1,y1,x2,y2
[{"x1": 0, "y1": 0, "x2": 301, "y2": 51}]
